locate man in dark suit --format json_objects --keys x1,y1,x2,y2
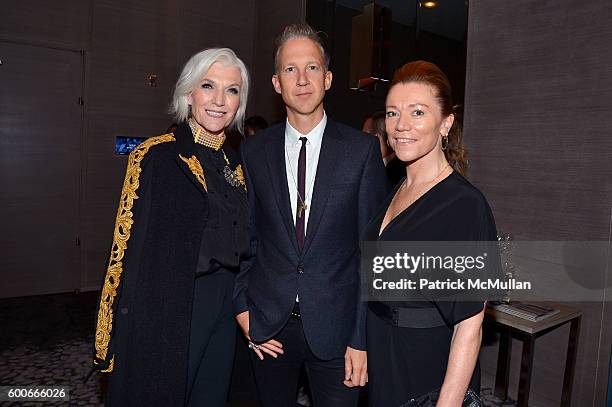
[{"x1": 233, "y1": 23, "x2": 387, "y2": 407}]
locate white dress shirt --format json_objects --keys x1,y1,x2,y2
[{"x1": 284, "y1": 112, "x2": 327, "y2": 233}]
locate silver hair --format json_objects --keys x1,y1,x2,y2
[
  {"x1": 169, "y1": 48, "x2": 249, "y2": 134},
  {"x1": 274, "y1": 23, "x2": 330, "y2": 73}
]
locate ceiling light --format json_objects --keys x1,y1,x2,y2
[{"x1": 420, "y1": 1, "x2": 439, "y2": 9}]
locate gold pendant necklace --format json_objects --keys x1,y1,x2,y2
[
  {"x1": 284, "y1": 145, "x2": 314, "y2": 219},
  {"x1": 297, "y1": 201, "x2": 308, "y2": 219}
]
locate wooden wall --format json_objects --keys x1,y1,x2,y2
[{"x1": 464, "y1": 1, "x2": 612, "y2": 405}]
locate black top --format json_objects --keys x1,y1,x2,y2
[
  {"x1": 363, "y1": 171, "x2": 499, "y2": 399},
  {"x1": 195, "y1": 143, "x2": 248, "y2": 277}
]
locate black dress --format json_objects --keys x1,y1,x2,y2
[{"x1": 364, "y1": 171, "x2": 498, "y2": 406}]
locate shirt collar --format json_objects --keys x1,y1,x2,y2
[{"x1": 285, "y1": 112, "x2": 327, "y2": 147}]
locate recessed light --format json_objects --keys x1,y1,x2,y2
[{"x1": 421, "y1": 1, "x2": 439, "y2": 9}]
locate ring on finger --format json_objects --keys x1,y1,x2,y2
[{"x1": 248, "y1": 341, "x2": 260, "y2": 350}]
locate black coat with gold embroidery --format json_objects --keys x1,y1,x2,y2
[{"x1": 93, "y1": 122, "x2": 246, "y2": 406}]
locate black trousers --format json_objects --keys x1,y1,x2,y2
[
  {"x1": 250, "y1": 312, "x2": 359, "y2": 407},
  {"x1": 186, "y1": 271, "x2": 236, "y2": 406}
]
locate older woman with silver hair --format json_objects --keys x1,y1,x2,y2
[{"x1": 93, "y1": 48, "x2": 250, "y2": 406}]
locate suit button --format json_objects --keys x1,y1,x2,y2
[
  {"x1": 392, "y1": 319, "x2": 398, "y2": 326},
  {"x1": 392, "y1": 308, "x2": 398, "y2": 314},
  {"x1": 297, "y1": 265, "x2": 304, "y2": 274},
  {"x1": 120, "y1": 307, "x2": 129, "y2": 315}
]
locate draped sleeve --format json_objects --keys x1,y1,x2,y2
[{"x1": 434, "y1": 186, "x2": 499, "y2": 326}]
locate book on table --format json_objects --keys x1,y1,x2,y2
[{"x1": 489, "y1": 301, "x2": 560, "y2": 322}]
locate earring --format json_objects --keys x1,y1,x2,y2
[{"x1": 441, "y1": 133, "x2": 449, "y2": 151}]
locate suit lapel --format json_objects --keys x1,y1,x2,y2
[
  {"x1": 302, "y1": 120, "x2": 341, "y2": 255},
  {"x1": 264, "y1": 124, "x2": 299, "y2": 254}
]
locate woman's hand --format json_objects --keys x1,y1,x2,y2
[{"x1": 235, "y1": 311, "x2": 284, "y2": 360}]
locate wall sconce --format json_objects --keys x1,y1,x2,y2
[{"x1": 147, "y1": 74, "x2": 158, "y2": 87}]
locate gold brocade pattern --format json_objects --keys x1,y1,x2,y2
[
  {"x1": 103, "y1": 357, "x2": 114, "y2": 373},
  {"x1": 94, "y1": 133, "x2": 175, "y2": 372},
  {"x1": 234, "y1": 164, "x2": 246, "y2": 190},
  {"x1": 179, "y1": 154, "x2": 208, "y2": 192}
]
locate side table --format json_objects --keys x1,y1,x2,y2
[{"x1": 485, "y1": 303, "x2": 582, "y2": 407}]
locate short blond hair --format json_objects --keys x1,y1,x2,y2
[{"x1": 274, "y1": 23, "x2": 330, "y2": 73}]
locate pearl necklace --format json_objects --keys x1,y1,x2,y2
[{"x1": 188, "y1": 118, "x2": 225, "y2": 151}]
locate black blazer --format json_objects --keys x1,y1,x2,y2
[{"x1": 233, "y1": 119, "x2": 387, "y2": 360}]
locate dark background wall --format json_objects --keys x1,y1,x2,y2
[
  {"x1": 249, "y1": 0, "x2": 307, "y2": 125},
  {"x1": 464, "y1": 1, "x2": 612, "y2": 405}
]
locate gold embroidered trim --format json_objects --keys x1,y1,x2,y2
[
  {"x1": 95, "y1": 356, "x2": 114, "y2": 373},
  {"x1": 179, "y1": 154, "x2": 208, "y2": 192},
  {"x1": 234, "y1": 164, "x2": 246, "y2": 190},
  {"x1": 94, "y1": 133, "x2": 175, "y2": 372}
]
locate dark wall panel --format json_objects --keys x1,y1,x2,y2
[
  {"x1": 0, "y1": 0, "x2": 91, "y2": 49},
  {"x1": 0, "y1": 42, "x2": 83, "y2": 297},
  {"x1": 464, "y1": 1, "x2": 612, "y2": 405},
  {"x1": 249, "y1": 0, "x2": 306, "y2": 124},
  {"x1": 177, "y1": 0, "x2": 256, "y2": 70},
  {"x1": 465, "y1": 0, "x2": 612, "y2": 241}
]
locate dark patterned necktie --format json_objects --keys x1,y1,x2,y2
[{"x1": 296, "y1": 137, "x2": 307, "y2": 251}]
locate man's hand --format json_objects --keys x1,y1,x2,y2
[
  {"x1": 343, "y1": 346, "x2": 367, "y2": 387},
  {"x1": 235, "y1": 310, "x2": 284, "y2": 360}
]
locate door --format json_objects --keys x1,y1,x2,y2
[{"x1": 0, "y1": 41, "x2": 83, "y2": 298}]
